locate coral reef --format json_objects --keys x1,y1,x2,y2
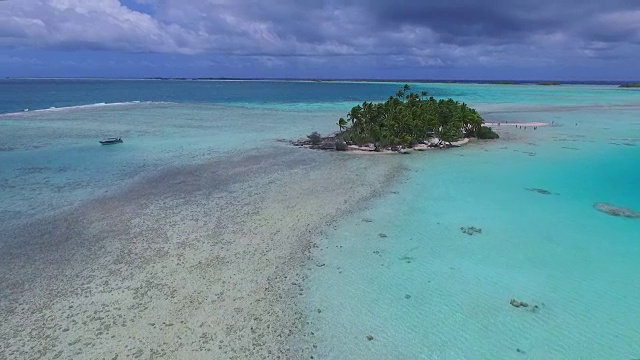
[
  {"x1": 594, "y1": 202, "x2": 640, "y2": 218},
  {"x1": 461, "y1": 226, "x2": 482, "y2": 235}
]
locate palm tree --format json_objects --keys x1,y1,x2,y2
[
  {"x1": 337, "y1": 117, "x2": 348, "y2": 133},
  {"x1": 335, "y1": 85, "x2": 489, "y2": 149}
]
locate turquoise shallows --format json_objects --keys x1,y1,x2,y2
[{"x1": 1, "y1": 80, "x2": 639, "y2": 359}]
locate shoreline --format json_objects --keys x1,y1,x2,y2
[
  {"x1": 341, "y1": 138, "x2": 472, "y2": 154},
  {"x1": 0, "y1": 147, "x2": 404, "y2": 359},
  {"x1": 291, "y1": 136, "x2": 474, "y2": 155},
  {"x1": 485, "y1": 121, "x2": 549, "y2": 127}
]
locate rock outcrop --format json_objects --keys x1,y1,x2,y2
[
  {"x1": 526, "y1": 188, "x2": 553, "y2": 195},
  {"x1": 461, "y1": 226, "x2": 482, "y2": 235}
]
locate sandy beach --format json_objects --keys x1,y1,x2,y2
[
  {"x1": 306, "y1": 138, "x2": 473, "y2": 155},
  {"x1": 0, "y1": 147, "x2": 403, "y2": 359},
  {"x1": 485, "y1": 122, "x2": 549, "y2": 127}
]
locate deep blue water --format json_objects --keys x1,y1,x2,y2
[
  {"x1": 2, "y1": 79, "x2": 638, "y2": 116},
  {"x1": 0, "y1": 79, "x2": 418, "y2": 114}
]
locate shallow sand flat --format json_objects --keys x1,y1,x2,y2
[
  {"x1": 485, "y1": 122, "x2": 549, "y2": 127},
  {"x1": 0, "y1": 147, "x2": 403, "y2": 360}
]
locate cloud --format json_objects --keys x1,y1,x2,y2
[
  {"x1": 0, "y1": 0, "x2": 639, "y2": 71},
  {"x1": 0, "y1": 0, "x2": 209, "y2": 54}
]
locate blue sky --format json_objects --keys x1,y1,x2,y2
[{"x1": 1, "y1": 0, "x2": 639, "y2": 80}]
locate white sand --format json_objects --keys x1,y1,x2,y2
[
  {"x1": 343, "y1": 138, "x2": 471, "y2": 155},
  {"x1": 485, "y1": 122, "x2": 549, "y2": 127},
  {"x1": 451, "y1": 138, "x2": 471, "y2": 146}
]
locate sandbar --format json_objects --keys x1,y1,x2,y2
[{"x1": 485, "y1": 122, "x2": 549, "y2": 127}]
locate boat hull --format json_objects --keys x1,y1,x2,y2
[{"x1": 99, "y1": 139, "x2": 123, "y2": 145}]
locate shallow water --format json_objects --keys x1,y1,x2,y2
[
  {"x1": 1, "y1": 80, "x2": 639, "y2": 359},
  {"x1": 0, "y1": 102, "x2": 344, "y2": 226},
  {"x1": 0, "y1": 147, "x2": 402, "y2": 359},
  {"x1": 305, "y1": 105, "x2": 640, "y2": 359}
]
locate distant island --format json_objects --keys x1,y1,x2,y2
[
  {"x1": 4, "y1": 77, "x2": 635, "y2": 86},
  {"x1": 293, "y1": 85, "x2": 499, "y2": 153},
  {"x1": 619, "y1": 83, "x2": 640, "y2": 88},
  {"x1": 493, "y1": 81, "x2": 561, "y2": 86}
]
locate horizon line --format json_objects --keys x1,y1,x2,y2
[{"x1": 1, "y1": 76, "x2": 638, "y2": 85}]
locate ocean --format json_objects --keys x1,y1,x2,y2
[{"x1": 0, "y1": 79, "x2": 638, "y2": 359}]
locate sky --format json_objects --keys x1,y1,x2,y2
[{"x1": 1, "y1": 0, "x2": 639, "y2": 80}]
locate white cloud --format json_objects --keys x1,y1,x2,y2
[{"x1": 0, "y1": 0, "x2": 210, "y2": 53}]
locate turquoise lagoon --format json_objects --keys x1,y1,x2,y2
[
  {"x1": 1, "y1": 80, "x2": 639, "y2": 359},
  {"x1": 306, "y1": 107, "x2": 640, "y2": 359}
]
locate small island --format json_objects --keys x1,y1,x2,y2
[
  {"x1": 536, "y1": 81, "x2": 561, "y2": 86},
  {"x1": 619, "y1": 83, "x2": 640, "y2": 88},
  {"x1": 293, "y1": 85, "x2": 499, "y2": 153}
]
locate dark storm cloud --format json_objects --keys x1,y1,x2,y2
[
  {"x1": 0, "y1": 0, "x2": 639, "y2": 68},
  {"x1": 364, "y1": 0, "x2": 640, "y2": 43}
]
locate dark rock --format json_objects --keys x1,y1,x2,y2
[
  {"x1": 510, "y1": 298, "x2": 533, "y2": 309},
  {"x1": 594, "y1": 202, "x2": 640, "y2": 218},
  {"x1": 461, "y1": 226, "x2": 482, "y2": 235},
  {"x1": 516, "y1": 348, "x2": 526, "y2": 354},
  {"x1": 366, "y1": 334, "x2": 374, "y2": 341},
  {"x1": 404, "y1": 294, "x2": 411, "y2": 299},
  {"x1": 320, "y1": 141, "x2": 335, "y2": 150},
  {"x1": 526, "y1": 188, "x2": 553, "y2": 195},
  {"x1": 362, "y1": 218, "x2": 373, "y2": 223},
  {"x1": 390, "y1": 146, "x2": 400, "y2": 151},
  {"x1": 378, "y1": 233, "x2": 388, "y2": 238}
]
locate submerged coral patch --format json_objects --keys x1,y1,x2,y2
[
  {"x1": 594, "y1": 202, "x2": 640, "y2": 218},
  {"x1": 526, "y1": 188, "x2": 553, "y2": 195},
  {"x1": 461, "y1": 226, "x2": 482, "y2": 235}
]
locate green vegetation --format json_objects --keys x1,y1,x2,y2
[
  {"x1": 307, "y1": 131, "x2": 322, "y2": 145},
  {"x1": 337, "y1": 85, "x2": 497, "y2": 150},
  {"x1": 619, "y1": 83, "x2": 640, "y2": 88},
  {"x1": 536, "y1": 81, "x2": 561, "y2": 86},
  {"x1": 477, "y1": 126, "x2": 500, "y2": 139}
]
